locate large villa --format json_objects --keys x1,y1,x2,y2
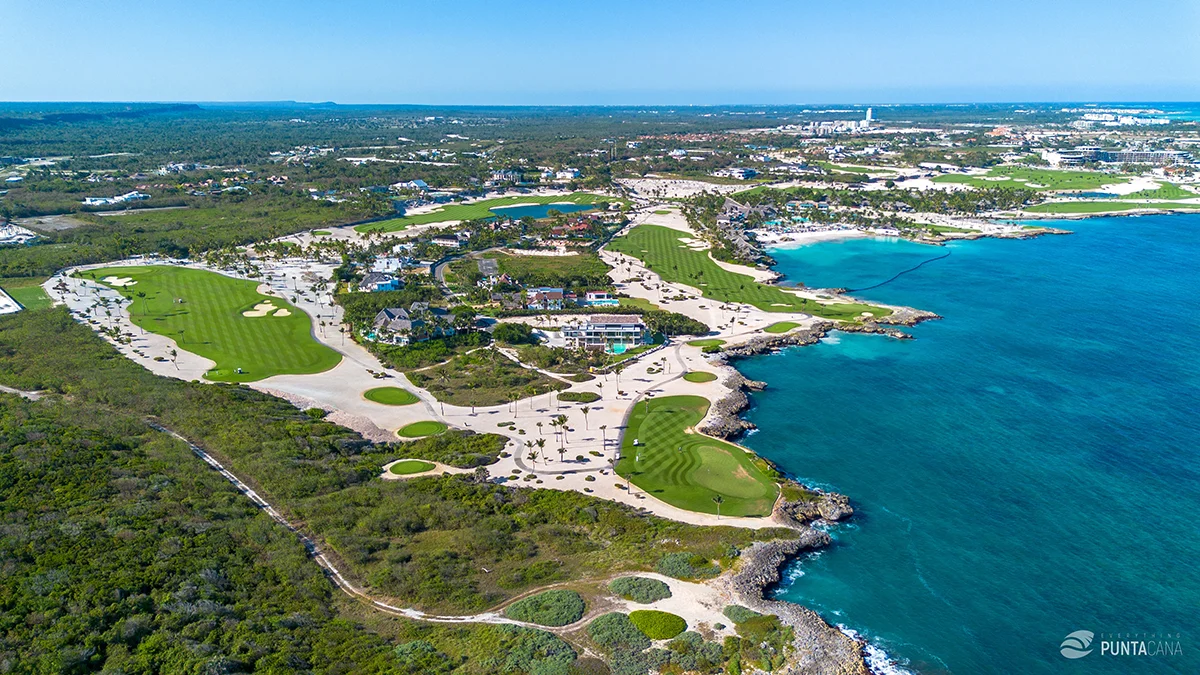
[{"x1": 561, "y1": 314, "x2": 647, "y2": 352}]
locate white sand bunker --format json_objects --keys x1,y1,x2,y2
[
  {"x1": 102, "y1": 276, "x2": 137, "y2": 287},
  {"x1": 242, "y1": 300, "x2": 290, "y2": 317}
]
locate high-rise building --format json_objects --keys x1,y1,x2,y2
[{"x1": 865, "y1": 107, "x2": 873, "y2": 123}]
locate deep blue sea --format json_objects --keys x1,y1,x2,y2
[{"x1": 737, "y1": 215, "x2": 1200, "y2": 674}]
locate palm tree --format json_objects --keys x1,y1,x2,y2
[
  {"x1": 558, "y1": 446, "x2": 566, "y2": 463},
  {"x1": 599, "y1": 424, "x2": 608, "y2": 447},
  {"x1": 712, "y1": 495, "x2": 725, "y2": 520},
  {"x1": 536, "y1": 438, "x2": 547, "y2": 462},
  {"x1": 580, "y1": 406, "x2": 590, "y2": 430},
  {"x1": 537, "y1": 421, "x2": 543, "y2": 435},
  {"x1": 169, "y1": 348, "x2": 178, "y2": 370}
]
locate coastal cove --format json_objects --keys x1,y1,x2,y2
[{"x1": 736, "y1": 216, "x2": 1200, "y2": 673}]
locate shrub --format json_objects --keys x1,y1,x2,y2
[
  {"x1": 503, "y1": 589, "x2": 586, "y2": 627},
  {"x1": 494, "y1": 322, "x2": 538, "y2": 345},
  {"x1": 655, "y1": 552, "x2": 720, "y2": 580},
  {"x1": 557, "y1": 391, "x2": 601, "y2": 403},
  {"x1": 609, "y1": 576, "x2": 672, "y2": 604},
  {"x1": 587, "y1": 612, "x2": 651, "y2": 653},
  {"x1": 722, "y1": 605, "x2": 762, "y2": 624},
  {"x1": 392, "y1": 430, "x2": 505, "y2": 468},
  {"x1": 629, "y1": 610, "x2": 686, "y2": 640}
]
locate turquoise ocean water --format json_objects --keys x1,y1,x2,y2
[{"x1": 736, "y1": 215, "x2": 1199, "y2": 674}]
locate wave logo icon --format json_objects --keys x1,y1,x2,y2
[{"x1": 1061, "y1": 630, "x2": 1095, "y2": 659}]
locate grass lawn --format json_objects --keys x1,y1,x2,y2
[
  {"x1": 1024, "y1": 201, "x2": 1200, "y2": 214},
  {"x1": 932, "y1": 167, "x2": 1123, "y2": 191},
  {"x1": 0, "y1": 277, "x2": 52, "y2": 311},
  {"x1": 763, "y1": 321, "x2": 800, "y2": 334},
  {"x1": 618, "y1": 296, "x2": 662, "y2": 311},
  {"x1": 682, "y1": 371, "x2": 718, "y2": 383},
  {"x1": 608, "y1": 225, "x2": 887, "y2": 320},
  {"x1": 358, "y1": 193, "x2": 614, "y2": 233},
  {"x1": 618, "y1": 395, "x2": 778, "y2": 517},
  {"x1": 364, "y1": 386, "x2": 420, "y2": 405},
  {"x1": 407, "y1": 348, "x2": 567, "y2": 406},
  {"x1": 87, "y1": 265, "x2": 340, "y2": 382},
  {"x1": 388, "y1": 459, "x2": 436, "y2": 475},
  {"x1": 312, "y1": 230, "x2": 332, "y2": 236},
  {"x1": 686, "y1": 338, "x2": 725, "y2": 348},
  {"x1": 491, "y1": 250, "x2": 612, "y2": 288},
  {"x1": 1124, "y1": 183, "x2": 1195, "y2": 200},
  {"x1": 652, "y1": 209, "x2": 672, "y2": 215},
  {"x1": 628, "y1": 610, "x2": 687, "y2": 639},
  {"x1": 397, "y1": 421, "x2": 448, "y2": 438}
]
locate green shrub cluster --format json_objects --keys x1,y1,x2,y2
[
  {"x1": 655, "y1": 552, "x2": 720, "y2": 580},
  {"x1": 629, "y1": 610, "x2": 687, "y2": 640},
  {"x1": 722, "y1": 604, "x2": 763, "y2": 624},
  {"x1": 393, "y1": 430, "x2": 505, "y2": 468},
  {"x1": 503, "y1": 589, "x2": 586, "y2": 627},
  {"x1": 608, "y1": 576, "x2": 672, "y2": 604},
  {"x1": 557, "y1": 391, "x2": 601, "y2": 403}
]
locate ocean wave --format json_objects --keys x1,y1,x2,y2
[
  {"x1": 820, "y1": 334, "x2": 842, "y2": 345},
  {"x1": 837, "y1": 625, "x2": 917, "y2": 675}
]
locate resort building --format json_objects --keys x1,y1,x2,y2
[
  {"x1": 526, "y1": 287, "x2": 565, "y2": 310},
  {"x1": 82, "y1": 191, "x2": 151, "y2": 207},
  {"x1": 370, "y1": 302, "x2": 454, "y2": 345},
  {"x1": 358, "y1": 272, "x2": 401, "y2": 293},
  {"x1": 583, "y1": 291, "x2": 619, "y2": 307},
  {"x1": 562, "y1": 314, "x2": 647, "y2": 352}
]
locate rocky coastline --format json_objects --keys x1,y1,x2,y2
[{"x1": 724, "y1": 536, "x2": 870, "y2": 675}]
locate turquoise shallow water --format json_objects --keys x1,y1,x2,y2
[{"x1": 737, "y1": 216, "x2": 1200, "y2": 674}]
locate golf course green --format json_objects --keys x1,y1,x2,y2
[
  {"x1": 607, "y1": 225, "x2": 887, "y2": 320},
  {"x1": 364, "y1": 386, "x2": 420, "y2": 405},
  {"x1": 682, "y1": 371, "x2": 718, "y2": 383},
  {"x1": 89, "y1": 265, "x2": 340, "y2": 383},
  {"x1": 686, "y1": 338, "x2": 725, "y2": 348},
  {"x1": 932, "y1": 166, "x2": 1123, "y2": 191},
  {"x1": 617, "y1": 395, "x2": 778, "y2": 517},
  {"x1": 397, "y1": 421, "x2": 448, "y2": 438},
  {"x1": 763, "y1": 321, "x2": 800, "y2": 334},
  {"x1": 388, "y1": 459, "x2": 436, "y2": 475}
]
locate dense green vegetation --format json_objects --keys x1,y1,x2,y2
[
  {"x1": 407, "y1": 347, "x2": 567, "y2": 406},
  {"x1": 390, "y1": 459, "x2": 437, "y2": 475},
  {"x1": 492, "y1": 250, "x2": 613, "y2": 289},
  {"x1": 0, "y1": 193, "x2": 383, "y2": 277},
  {"x1": 608, "y1": 225, "x2": 887, "y2": 320},
  {"x1": 501, "y1": 590, "x2": 586, "y2": 627},
  {"x1": 722, "y1": 605, "x2": 763, "y2": 624},
  {"x1": 364, "y1": 386, "x2": 421, "y2": 405},
  {"x1": 628, "y1": 610, "x2": 687, "y2": 640},
  {"x1": 619, "y1": 395, "x2": 779, "y2": 517},
  {"x1": 88, "y1": 265, "x2": 341, "y2": 382},
  {"x1": 387, "y1": 430, "x2": 506, "y2": 468},
  {"x1": 682, "y1": 371, "x2": 718, "y2": 383},
  {"x1": 397, "y1": 420, "x2": 449, "y2": 438},
  {"x1": 556, "y1": 391, "x2": 601, "y2": 403},
  {"x1": 359, "y1": 193, "x2": 611, "y2": 233},
  {"x1": 655, "y1": 552, "x2": 722, "y2": 581},
  {"x1": 608, "y1": 577, "x2": 672, "y2": 604},
  {"x1": 0, "y1": 307, "x2": 797, "y2": 629}
]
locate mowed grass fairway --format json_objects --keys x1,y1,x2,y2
[
  {"x1": 618, "y1": 395, "x2": 778, "y2": 517},
  {"x1": 1024, "y1": 201, "x2": 1200, "y2": 214},
  {"x1": 358, "y1": 192, "x2": 614, "y2": 233},
  {"x1": 932, "y1": 167, "x2": 1124, "y2": 191},
  {"x1": 88, "y1": 266, "x2": 340, "y2": 382},
  {"x1": 0, "y1": 277, "x2": 52, "y2": 311},
  {"x1": 607, "y1": 225, "x2": 887, "y2": 320}
]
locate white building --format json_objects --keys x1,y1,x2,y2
[{"x1": 562, "y1": 314, "x2": 647, "y2": 351}]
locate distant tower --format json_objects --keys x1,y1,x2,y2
[{"x1": 865, "y1": 107, "x2": 874, "y2": 123}]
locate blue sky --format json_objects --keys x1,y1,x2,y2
[{"x1": 4, "y1": 0, "x2": 1199, "y2": 104}]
